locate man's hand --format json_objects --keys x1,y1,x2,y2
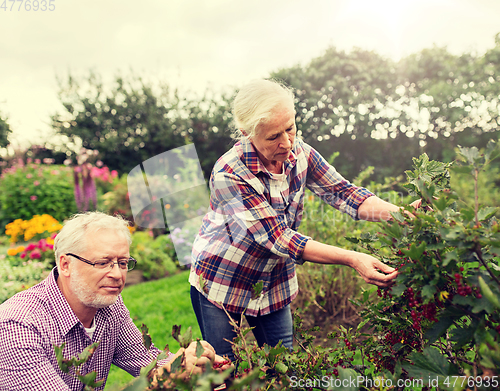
[
  {"x1": 212, "y1": 354, "x2": 234, "y2": 372},
  {"x1": 351, "y1": 252, "x2": 398, "y2": 288},
  {"x1": 161, "y1": 340, "x2": 216, "y2": 381}
]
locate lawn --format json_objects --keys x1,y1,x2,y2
[{"x1": 104, "y1": 270, "x2": 201, "y2": 390}]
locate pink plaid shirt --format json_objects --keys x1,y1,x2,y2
[
  {"x1": 0, "y1": 268, "x2": 172, "y2": 391},
  {"x1": 189, "y1": 138, "x2": 374, "y2": 316}
]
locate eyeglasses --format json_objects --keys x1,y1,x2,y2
[{"x1": 66, "y1": 253, "x2": 136, "y2": 271}]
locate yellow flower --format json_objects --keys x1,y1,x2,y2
[
  {"x1": 184, "y1": 204, "x2": 189, "y2": 208},
  {"x1": 439, "y1": 291, "x2": 450, "y2": 301},
  {"x1": 128, "y1": 226, "x2": 136, "y2": 234},
  {"x1": 5, "y1": 214, "x2": 62, "y2": 243},
  {"x1": 7, "y1": 248, "x2": 17, "y2": 256},
  {"x1": 165, "y1": 203, "x2": 171, "y2": 209}
]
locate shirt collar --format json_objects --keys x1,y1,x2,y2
[
  {"x1": 237, "y1": 138, "x2": 297, "y2": 177},
  {"x1": 46, "y1": 268, "x2": 113, "y2": 337}
]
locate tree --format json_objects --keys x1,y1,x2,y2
[
  {"x1": 52, "y1": 72, "x2": 234, "y2": 180},
  {"x1": 271, "y1": 36, "x2": 500, "y2": 181},
  {"x1": 0, "y1": 110, "x2": 11, "y2": 149}
]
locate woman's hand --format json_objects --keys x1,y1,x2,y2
[{"x1": 350, "y1": 252, "x2": 398, "y2": 288}]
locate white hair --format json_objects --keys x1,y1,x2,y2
[
  {"x1": 232, "y1": 79, "x2": 295, "y2": 140},
  {"x1": 54, "y1": 211, "x2": 132, "y2": 267}
]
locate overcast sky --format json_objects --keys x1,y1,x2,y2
[{"x1": 1, "y1": 0, "x2": 500, "y2": 149}]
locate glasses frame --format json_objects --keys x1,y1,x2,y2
[{"x1": 66, "y1": 253, "x2": 136, "y2": 271}]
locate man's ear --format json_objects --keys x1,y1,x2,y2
[{"x1": 58, "y1": 254, "x2": 72, "y2": 277}]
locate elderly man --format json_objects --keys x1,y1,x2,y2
[{"x1": 0, "y1": 212, "x2": 230, "y2": 391}]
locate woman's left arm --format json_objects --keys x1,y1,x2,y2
[{"x1": 357, "y1": 196, "x2": 420, "y2": 222}]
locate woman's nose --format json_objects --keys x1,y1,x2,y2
[{"x1": 280, "y1": 134, "x2": 292, "y2": 149}]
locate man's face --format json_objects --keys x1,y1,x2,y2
[
  {"x1": 68, "y1": 229, "x2": 129, "y2": 309},
  {"x1": 250, "y1": 103, "x2": 296, "y2": 170}
]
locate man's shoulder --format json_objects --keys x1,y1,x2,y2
[{"x1": 0, "y1": 280, "x2": 49, "y2": 324}]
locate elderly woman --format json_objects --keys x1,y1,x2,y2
[{"x1": 189, "y1": 79, "x2": 410, "y2": 361}]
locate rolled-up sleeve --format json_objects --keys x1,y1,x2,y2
[{"x1": 304, "y1": 145, "x2": 374, "y2": 220}]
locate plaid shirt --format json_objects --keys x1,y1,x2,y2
[
  {"x1": 0, "y1": 268, "x2": 172, "y2": 391},
  {"x1": 189, "y1": 138, "x2": 373, "y2": 316}
]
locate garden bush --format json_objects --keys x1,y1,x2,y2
[
  {"x1": 131, "y1": 231, "x2": 178, "y2": 280},
  {"x1": 62, "y1": 143, "x2": 500, "y2": 391},
  {"x1": 0, "y1": 160, "x2": 77, "y2": 232}
]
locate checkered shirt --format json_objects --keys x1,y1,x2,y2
[
  {"x1": 189, "y1": 138, "x2": 374, "y2": 316},
  {"x1": 0, "y1": 268, "x2": 173, "y2": 391}
]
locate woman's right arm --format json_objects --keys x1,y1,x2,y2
[{"x1": 302, "y1": 239, "x2": 398, "y2": 287}]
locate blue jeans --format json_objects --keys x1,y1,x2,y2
[{"x1": 190, "y1": 286, "x2": 293, "y2": 362}]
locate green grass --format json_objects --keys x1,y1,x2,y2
[{"x1": 104, "y1": 270, "x2": 201, "y2": 390}]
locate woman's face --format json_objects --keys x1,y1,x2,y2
[{"x1": 250, "y1": 103, "x2": 296, "y2": 171}]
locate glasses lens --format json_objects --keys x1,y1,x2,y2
[
  {"x1": 95, "y1": 260, "x2": 113, "y2": 269},
  {"x1": 127, "y1": 258, "x2": 136, "y2": 271}
]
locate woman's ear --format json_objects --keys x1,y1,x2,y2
[{"x1": 240, "y1": 129, "x2": 247, "y2": 137}]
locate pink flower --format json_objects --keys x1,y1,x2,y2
[
  {"x1": 51, "y1": 169, "x2": 60, "y2": 175},
  {"x1": 26, "y1": 174, "x2": 33, "y2": 179},
  {"x1": 111, "y1": 170, "x2": 118, "y2": 178},
  {"x1": 48, "y1": 244, "x2": 54, "y2": 250},
  {"x1": 34, "y1": 180, "x2": 40, "y2": 186},
  {"x1": 96, "y1": 160, "x2": 103, "y2": 167},
  {"x1": 29, "y1": 249, "x2": 41, "y2": 259},
  {"x1": 30, "y1": 195, "x2": 38, "y2": 201},
  {"x1": 20, "y1": 252, "x2": 27, "y2": 259},
  {"x1": 34, "y1": 159, "x2": 41, "y2": 164},
  {"x1": 26, "y1": 243, "x2": 36, "y2": 251},
  {"x1": 27, "y1": 158, "x2": 32, "y2": 164}
]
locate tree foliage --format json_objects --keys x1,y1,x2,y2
[
  {"x1": 0, "y1": 110, "x2": 11, "y2": 149},
  {"x1": 51, "y1": 34, "x2": 500, "y2": 183},
  {"x1": 51, "y1": 73, "x2": 234, "y2": 180},
  {"x1": 272, "y1": 34, "x2": 500, "y2": 181}
]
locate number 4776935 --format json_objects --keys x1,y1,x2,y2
[{"x1": 1, "y1": 0, "x2": 56, "y2": 12}]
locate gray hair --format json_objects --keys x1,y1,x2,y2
[
  {"x1": 54, "y1": 211, "x2": 132, "y2": 267},
  {"x1": 231, "y1": 79, "x2": 295, "y2": 140}
]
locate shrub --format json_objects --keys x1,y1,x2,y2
[
  {"x1": 0, "y1": 236, "x2": 55, "y2": 304},
  {"x1": 0, "y1": 161, "x2": 77, "y2": 232},
  {"x1": 131, "y1": 231, "x2": 178, "y2": 280}
]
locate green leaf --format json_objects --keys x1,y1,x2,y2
[
  {"x1": 251, "y1": 281, "x2": 264, "y2": 299},
  {"x1": 77, "y1": 371, "x2": 104, "y2": 387},
  {"x1": 391, "y1": 283, "x2": 407, "y2": 296},
  {"x1": 472, "y1": 296, "x2": 495, "y2": 314},
  {"x1": 478, "y1": 206, "x2": 498, "y2": 221},
  {"x1": 139, "y1": 359, "x2": 157, "y2": 377},
  {"x1": 275, "y1": 362, "x2": 288, "y2": 374},
  {"x1": 402, "y1": 241, "x2": 426, "y2": 261},
  {"x1": 422, "y1": 285, "x2": 437, "y2": 300},
  {"x1": 54, "y1": 343, "x2": 71, "y2": 373},
  {"x1": 478, "y1": 276, "x2": 500, "y2": 309},
  {"x1": 195, "y1": 339, "x2": 204, "y2": 359},
  {"x1": 457, "y1": 145, "x2": 480, "y2": 165},
  {"x1": 178, "y1": 326, "x2": 193, "y2": 349},
  {"x1": 74, "y1": 342, "x2": 100, "y2": 367},
  {"x1": 117, "y1": 376, "x2": 149, "y2": 391},
  {"x1": 403, "y1": 347, "x2": 459, "y2": 388},
  {"x1": 337, "y1": 367, "x2": 360, "y2": 391},
  {"x1": 169, "y1": 353, "x2": 183, "y2": 373},
  {"x1": 141, "y1": 323, "x2": 152, "y2": 351}
]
